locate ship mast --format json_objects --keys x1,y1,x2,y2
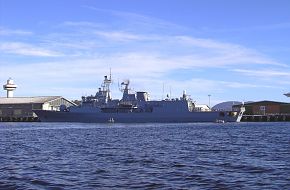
[{"x1": 101, "y1": 69, "x2": 112, "y2": 103}]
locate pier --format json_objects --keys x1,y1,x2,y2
[
  {"x1": 0, "y1": 116, "x2": 39, "y2": 122},
  {"x1": 241, "y1": 114, "x2": 290, "y2": 122}
]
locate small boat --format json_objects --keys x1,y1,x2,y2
[
  {"x1": 108, "y1": 118, "x2": 114, "y2": 123},
  {"x1": 215, "y1": 119, "x2": 225, "y2": 123}
]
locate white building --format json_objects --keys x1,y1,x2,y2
[
  {"x1": 3, "y1": 78, "x2": 17, "y2": 98},
  {"x1": 195, "y1": 104, "x2": 211, "y2": 112}
]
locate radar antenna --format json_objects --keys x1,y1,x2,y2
[{"x1": 120, "y1": 79, "x2": 130, "y2": 92}]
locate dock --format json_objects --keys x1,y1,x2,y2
[
  {"x1": 0, "y1": 116, "x2": 39, "y2": 122},
  {"x1": 241, "y1": 114, "x2": 290, "y2": 122}
]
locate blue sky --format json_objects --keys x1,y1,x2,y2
[{"x1": 0, "y1": 0, "x2": 290, "y2": 105}]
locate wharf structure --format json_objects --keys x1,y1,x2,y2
[
  {"x1": 0, "y1": 78, "x2": 75, "y2": 122},
  {"x1": 233, "y1": 101, "x2": 290, "y2": 122}
]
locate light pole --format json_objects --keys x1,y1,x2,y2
[{"x1": 208, "y1": 94, "x2": 211, "y2": 108}]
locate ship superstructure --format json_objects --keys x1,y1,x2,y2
[{"x1": 34, "y1": 73, "x2": 244, "y2": 123}]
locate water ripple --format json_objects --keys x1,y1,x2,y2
[{"x1": 0, "y1": 122, "x2": 289, "y2": 189}]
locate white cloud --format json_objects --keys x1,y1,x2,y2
[
  {"x1": 220, "y1": 81, "x2": 279, "y2": 89},
  {"x1": 62, "y1": 21, "x2": 104, "y2": 28},
  {"x1": 0, "y1": 9, "x2": 288, "y2": 101},
  {"x1": 93, "y1": 31, "x2": 147, "y2": 41},
  {"x1": 0, "y1": 50, "x2": 283, "y2": 100},
  {"x1": 39, "y1": 20, "x2": 287, "y2": 68},
  {"x1": 0, "y1": 28, "x2": 33, "y2": 36},
  {"x1": 174, "y1": 36, "x2": 286, "y2": 67},
  {"x1": 212, "y1": 22, "x2": 290, "y2": 33},
  {"x1": 0, "y1": 42, "x2": 62, "y2": 57},
  {"x1": 81, "y1": 6, "x2": 188, "y2": 33},
  {"x1": 175, "y1": 36, "x2": 240, "y2": 50},
  {"x1": 232, "y1": 69, "x2": 290, "y2": 77}
]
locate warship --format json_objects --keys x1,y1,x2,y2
[{"x1": 34, "y1": 73, "x2": 245, "y2": 123}]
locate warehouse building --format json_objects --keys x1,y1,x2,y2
[
  {"x1": 233, "y1": 100, "x2": 290, "y2": 122},
  {"x1": 0, "y1": 96, "x2": 76, "y2": 121},
  {"x1": 233, "y1": 101, "x2": 290, "y2": 115},
  {"x1": 0, "y1": 78, "x2": 76, "y2": 121}
]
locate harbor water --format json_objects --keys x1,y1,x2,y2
[{"x1": 0, "y1": 122, "x2": 289, "y2": 189}]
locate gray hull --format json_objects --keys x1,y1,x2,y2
[
  {"x1": 34, "y1": 110, "x2": 239, "y2": 123},
  {"x1": 32, "y1": 74, "x2": 245, "y2": 123}
]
